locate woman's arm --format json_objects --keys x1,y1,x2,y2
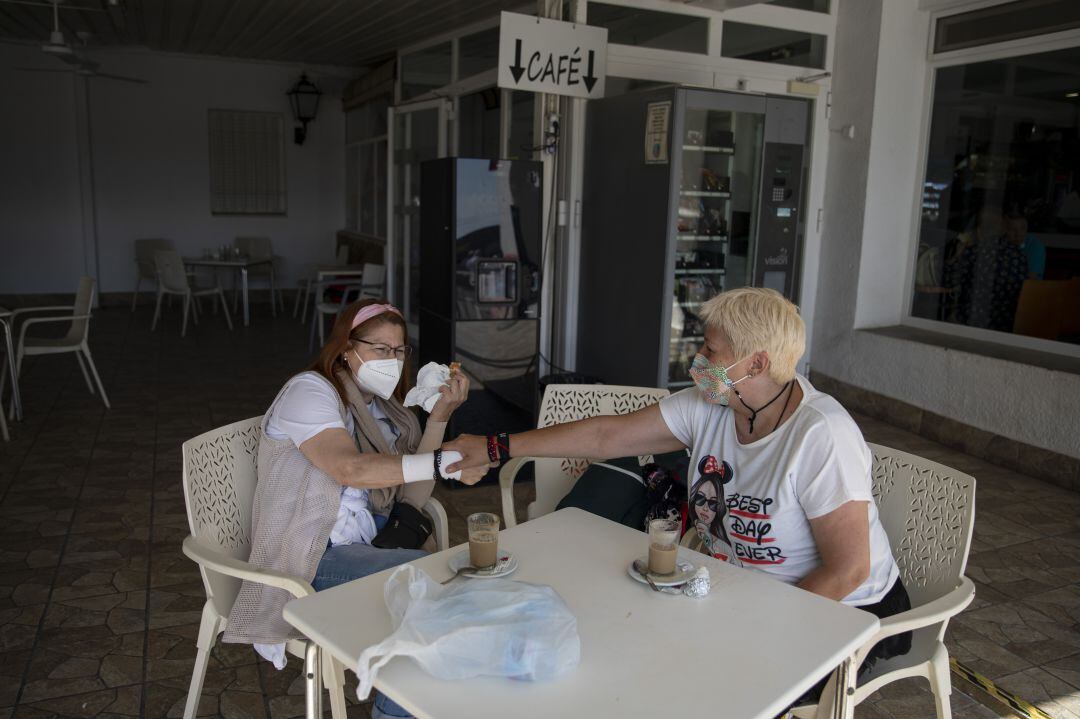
[
  {"x1": 795, "y1": 501, "x2": 871, "y2": 601},
  {"x1": 443, "y1": 404, "x2": 686, "y2": 473},
  {"x1": 299, "y1": 428, "x2": 486, "y2": 488}
]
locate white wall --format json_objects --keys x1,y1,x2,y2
[
  {"x1": 0, "y1": 43, "x2": 350, "y2": 295},
  {"x1": 0, "y1": 45, "x2": 87, "y2": 293},
  {"x1": 813, "y1": 0, "x2": 1080, "y2": 460}
]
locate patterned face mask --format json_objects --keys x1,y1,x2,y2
[{"x1": 689, "y1": 353, "x2": 750, "y2": 406}]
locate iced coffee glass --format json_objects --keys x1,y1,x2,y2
[
  {"x1": 647, "y1": 518, "x2": 679, "y2": 575},
  {"x1": 467, "y1": 512, "x2": 500, "y2": 569}
]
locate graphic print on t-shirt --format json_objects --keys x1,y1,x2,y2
[
  {"x1": 690, "y1": 455, "x2": 787, "y2": 567},
  {"x1": 688, "y1": 456, "x2": 736, "y2": 562}
]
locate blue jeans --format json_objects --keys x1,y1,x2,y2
[{"x1": 313, "y1": 537, "x2": 426, "y2": 719}]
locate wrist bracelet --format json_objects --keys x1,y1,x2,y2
[
  {"x1": 432, "y1": 449, "x2": 443, "y2": 482},
  {"x1": 496, "y1": 432, "x2": 511, "y2": 464},
  {"x1": 486, "y1": 435, "x2": 500, "y2": 463}
]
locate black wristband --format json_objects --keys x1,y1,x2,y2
[
  {"x1": 432, "y1": 448, "x2": 443, "y2": 481},
  {"x1": 495, "y1": 432, "x2": 511, "y2": 464}
]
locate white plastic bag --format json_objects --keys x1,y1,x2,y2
[{"x1": 355, "y1": 565, "x2": 581, "y2": 699}]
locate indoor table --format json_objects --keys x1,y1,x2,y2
[
  {"x1": 182, "y1": 256, "x2": 274, "y2": 327},
  {"x1": 284, "y1": 507, "x2": 877, "y2": 719}
]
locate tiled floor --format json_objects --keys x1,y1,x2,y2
[{"x1": 0, "y1": 303, "x2": 1076, "y2": 718}]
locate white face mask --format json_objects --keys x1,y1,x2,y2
[{"x1": 352, "y1": 349, "x2": 403, "y2": 400}]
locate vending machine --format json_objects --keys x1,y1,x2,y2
[
  {"x1": 419, "y1": 158, "x2": 543, "y2": 414},
  {"x1": 576, "y1": 87, "x2": 809, "y2": 389}
]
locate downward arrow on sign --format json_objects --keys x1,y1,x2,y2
[
  {"x1": 583, "y1": 49, "x2": 597, "y2": 93},
  {"x1": 510, "y1": 38, "x2": 525, "y2": 82}
]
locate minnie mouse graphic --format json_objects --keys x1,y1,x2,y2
[{"x1": 689, "y1": 455, "x2": 736, "y2": 562}]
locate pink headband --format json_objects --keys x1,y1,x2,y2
[{"x1": 351, "y1": 303, "x2": 403, "y2": 330}]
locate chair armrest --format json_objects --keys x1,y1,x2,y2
[
  {"x1": 499, "y1": 457, "x2": 536, "y2": 528},
  {"x1": 10, "y1": 305, "x2": 75, "y2": 319},
  {"x1": 422, "y1": 497, "x2": 450, "y2": 552},
  {"x1": 857, "y1": 576, "x2": 975, "y2": 660},
  {"x1": 182, "y1": 535, "x2": 314, "y2": 599},
  {"x1": 17, "y1": 314, "x2": 92, "y2": 348}
]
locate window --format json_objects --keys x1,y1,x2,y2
[
  {"x1": 910, "y1": 46, "x2": 1080, "y2": 345},
  {"x1": 721, "y1": 22, "x2": 827, "y2": 69},
  {"x1": 346, "y1": 97, "x2": 390, "y2": 237},
  {"x1": 458, "y1": 89, "x2": 501, "y2": 159},
  {"x1": 207, "y1": 110, "x2": 286, "y2": 215},
  {"x1": 587, "y1": 3, "x2": 709, "y2": 54},
  {"x1": 401, "y1": 42, "x2": 452, "y2": 101},
  {"x1": 766, "y1": 0, "x2": 829, "y2": 12},
  {"x1": 934, "y1": 0, "x2": 1080, "y2": 54},
  {"x1": 459, "y1": 27, "x2": 500, "y2": 80}
]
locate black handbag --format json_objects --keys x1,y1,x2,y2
[{"x1": 371, "y1": 502, "x2": 433, "y2": 550}]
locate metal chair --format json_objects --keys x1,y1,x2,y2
[
  {"x1": 151, "y1": 250, "x2": 233, "y2": 337},
  {"x1": 180, "y1": 416, "x2": 450, "y2": 719},
  {"x1": 2, "y1": 276, "x2": 109, "y2": 417},
  {"x1": 499, "y1": 383, "x2": 671, "y2": 527},
  {"x1": 790, "y1": 444, "x2": 976, "y2": 719},
  {"x1": 234, "y1": 236, "x2": 284, "y2": 315}
]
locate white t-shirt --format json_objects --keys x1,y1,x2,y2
[
  {"x1": 265, "y1": 372, "x2": 398, "y2": 547},
  {"x1": 659, "y1": 375, "x2": 898, "y2": 606}
]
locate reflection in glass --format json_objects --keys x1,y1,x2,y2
[
  {"x1": 587, "y1": 2, "x2": 709, "y2": 54},
  {"x1": 459, "y1": 27, "x2": 500, "y2": 80},
  {"x1": 401, "y1": 43, "x2": 451, "y2": 101},
  {"x1": 911, "y1": 46, "x2": 1080, "y2": 344},
  {"x1": 458, "y1": 89, "x2": 501, "y2": 159},
  {"x1": 721, "y1": 22, "x2": 826, "y2": 69},
  {"x1": 766, "y1": 0, "x2": 829, "y2": 12}
]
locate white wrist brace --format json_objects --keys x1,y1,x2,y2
[
  {"x1": 401, "y1": 453, "x2": 434, "y2": 483},
  {"x1": 401, "y1": 451, "x2": 464, "y2": 482}
]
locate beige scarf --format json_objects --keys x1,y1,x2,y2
[{"x1": 333, "y1": 367, "x2": 431, "y2": 513}]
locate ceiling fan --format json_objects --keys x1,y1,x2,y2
[{"x1": 11, "y1": 0, "x2": 147, "y2": 84}]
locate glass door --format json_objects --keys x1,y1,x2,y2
[
  {"x1": 387, "y1": 99, "x2": 450, "y2": 330},
  {"x1": 668, "y1": 100, "x2": 765, "y2": 387}
]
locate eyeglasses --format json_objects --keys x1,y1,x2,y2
[
  {"x1": 355, "y1": 338, "x2": 412, "y2": 361},
  {"x1": 691, "y1": 492, "x2": 720, "y2": 511}
]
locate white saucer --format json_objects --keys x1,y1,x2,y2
[
  {"x1": 447, "y1": 549, "x2": 518, "y2": 579},
  {"x1": 627, "y1": 557, "x2": 696, "y2": 587}
]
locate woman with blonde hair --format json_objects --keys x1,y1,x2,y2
[
  {"x1": 226, "y1": 298, "x2": 487, "y2": 719},
  {"x1": 445, "y1": 287, "x2": 910, "y2": 700}
]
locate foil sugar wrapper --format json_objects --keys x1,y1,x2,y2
[{"x1": 682, "y1": 567, "x2": 711, "y2": 598}]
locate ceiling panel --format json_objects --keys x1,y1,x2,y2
[{"x1": 0, "y1": 0, "x2": 524, "y2": 68}]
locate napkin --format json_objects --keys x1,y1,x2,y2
[{"x1": 404, "y1": 362, "x2": 451, "y2": 413}]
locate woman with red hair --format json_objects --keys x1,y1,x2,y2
[{"x1": 225, "y1": 299, "x2": 485, "y2": 719}]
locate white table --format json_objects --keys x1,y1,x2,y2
[
  {"x1": 182, "y1": 256, "x2": 274, "y2": 327},
  {"x1": 0, "y1": 307, "x2": 22, "y2": 422},
  {"x1": 284, "y1": 508, "x2": 878, "y2": 719}
]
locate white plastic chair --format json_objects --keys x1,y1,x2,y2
[
  {"x1": 295, "y1": 245, "x2": 350, "y2": 319},
  {"x1": 234, "y1": 236, "x2": 284, "y2": 315},
  {"x1": 180, "y1": 416, "x2": 449, "y2": 719},
  {"x1": 499, "y1": 384, "x2": 670, "y2": 527},
  {"x1": 151, "y1": 250, "x2": 233, "y2": 337},
  {"x1": 309, "y1": 263, "x2": 387, "y2": 350},
  {"x1": 790, "y1": 444, "x2": 976, "y2": 719},
  {"x1": 2, "y1": 276, "x2": 109, "y2": 417},
  {"x1": 132, "y1": 238, "x2": 173, "y2": 311}
]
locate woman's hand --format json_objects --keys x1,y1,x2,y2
[
  {"x1": 455, "y1": 462, "x2": 491, "y2": 486},
  {"x1": 429, "y1": 372, "x2": 469, "y2": 423}
]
